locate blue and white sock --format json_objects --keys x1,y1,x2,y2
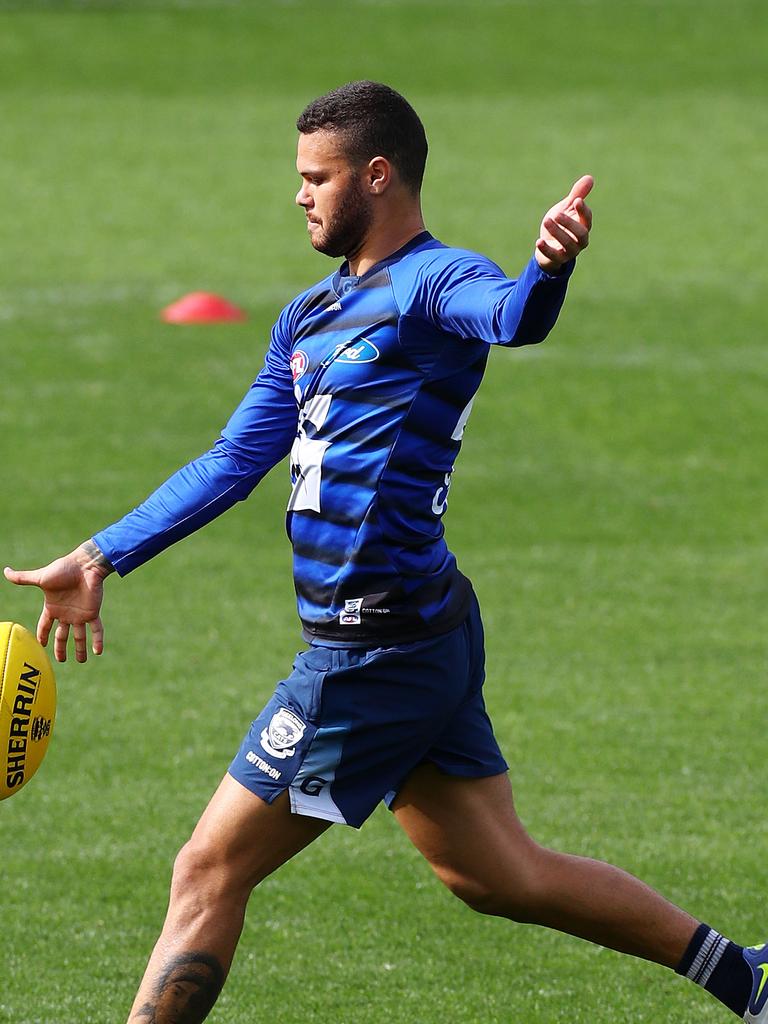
[{"x1": 676, "y1": 922, "x2": 751, "y2": 1016}]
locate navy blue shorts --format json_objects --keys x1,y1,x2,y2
[{"x1": 228, "y1": 595, "x2": 508, "y2": 828}]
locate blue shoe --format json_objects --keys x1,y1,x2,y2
[{"x1": 743, "y1": 944, "x2": 768, "y2": 1022}]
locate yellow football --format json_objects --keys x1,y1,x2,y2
[{"x1": 0, "y1": 622, "x2": 57, "y2": 800}]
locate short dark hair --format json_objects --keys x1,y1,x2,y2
[{"x1": 296, "y1": 81, "x2": 428, "y2": 194}]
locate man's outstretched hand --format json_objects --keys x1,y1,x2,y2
[
  {"x1": 535, "y1": 174, "x2": 593, "y2": 274},
  {"x1": 4, "y1": 541, "x2": 113, "y2": 663}
]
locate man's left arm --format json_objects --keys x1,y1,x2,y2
[{"x1": 428, "y1": 175, "x2": 593, "y2": 347}]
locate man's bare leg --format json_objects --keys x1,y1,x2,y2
[
  {"x1": 127, "y1": 775, "x2": 330, "y2": 1023},
  {"x1": 392, "y1": 764, "x2": 698, "y2": 965}
]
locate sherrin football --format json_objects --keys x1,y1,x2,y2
[{"x1": 0, "y1": 622, "x2": 56, "y2": 800}]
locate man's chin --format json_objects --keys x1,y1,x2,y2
[{"x1": 310, "y1": 235, "x2": 346, "y2": 258}]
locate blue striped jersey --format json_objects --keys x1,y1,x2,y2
[{"x1": 94, "y1": 232, "x2": 573, "y2": 644}]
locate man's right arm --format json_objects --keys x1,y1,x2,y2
[
  {"x1": 95, "y1": 316, "x2": 298, "y2": 574},
  {"x1": 4, "y1": 319, "x2": 298, "y2": 661},
  {"x1": 93, "y1": 395, "x2": 297, "y2": 575}
]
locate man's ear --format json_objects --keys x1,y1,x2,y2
[{"x1": 367, "y1": 156, "x2": 393, "y2": 195}]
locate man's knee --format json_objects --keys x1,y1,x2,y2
[
  {"x1": 170, "y1": 835, "x2": 253, "y2": 908},
  {"x1": 438, "y1": 852, "x2": 550, "y2": 923}
]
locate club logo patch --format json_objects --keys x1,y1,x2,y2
[
  {"x1": 260, "y1": 707, "x2": 306, "y2": 760},
  {"x1": 334, "y1": 339, "x2": 379, "y2": 364},
  {"x1": 339, "y1": 597, "x2": 363, "y2": 626},
  {"x1": 290, "y1": 350, "x2": 309, "y2": 382}
]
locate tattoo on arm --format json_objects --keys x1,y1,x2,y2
[
  {"x1": 81, "y1": 539, "x2": 116, "y2": 577},
  {"x1": 133, "y1": 952, "x2": 225, "y2": 1024}
]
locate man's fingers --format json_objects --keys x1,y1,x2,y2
[
  {"x1": 4, "y1": 566, "x2": 43, "y2": 587},
  {"x1": 536, "y1": 237, "x2": 567, "y2": 263},
  {"x1": 566, "y1": 174, "x2": 594, "y2": 204},
  {"x1": 73, "y1": 623, "x2": 88, "y2": 664},
  {"x1": 54, "y1": 621, "x2": 70, "y2": 663},
  {"x1": 90, "y1": 616, "x2": 104, "y2": 656},
  {"x1": 572, "y1": 196, "x2": 593, "y2": 230},
  {"x1": 542, "y1": 221, "x2": 574, "y2": 256},
  {"x1": 37, "y1": 608, "x2": 54, "y2": 647},
  {"x1": 545, "y1": 213, "x2": 588, "y2": 252},
  {"x1": 37, "y1": 612, "x2": 103, "y2": 661}
]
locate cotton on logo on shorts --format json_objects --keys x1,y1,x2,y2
[
  {"x1": 260, "y1": 708, "x2": 306, "y2": 760},
  {"x1": 245, "y1": 750, "x2": 281, "y2": 781}
]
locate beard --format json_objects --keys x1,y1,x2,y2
[{"x1": 309, "y1": 178, "x2": 373, "y2": 259}]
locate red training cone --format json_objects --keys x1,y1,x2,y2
[{"x1": 161, "y1": 292, "x2": 247, "y2": 324}]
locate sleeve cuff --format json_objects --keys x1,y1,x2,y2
[{"x1": 530, "y1": 254, "x2": 576, "y2": 282}]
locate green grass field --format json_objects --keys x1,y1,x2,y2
[{"x1": 2, "y1": 1, "x2": 767, "y2": 1020}]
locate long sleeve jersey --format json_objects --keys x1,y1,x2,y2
[{"x1": 94, "y1": 231, "x2": 573, "y2": 645}]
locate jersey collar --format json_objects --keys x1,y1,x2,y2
[{"x1": 332, "y1": 230, "x2": 434, "y2": 297}]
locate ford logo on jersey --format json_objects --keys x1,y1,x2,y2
[{"x1": 333, "y1": 338, "x2": 380, "y2": 364}]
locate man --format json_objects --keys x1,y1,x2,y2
[{"x1": 4, "y1": 81, "x2": 765, "y2": 1024}]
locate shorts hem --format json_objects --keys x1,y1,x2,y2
[
  {"x1": 383, "y1": 761, "x2": 509, "y2": 810},
  {"x1": 425, "y1": 759, "x2": 509, "y2": 779},
  {"x1": 227, "y1": 768, "x2": 283, "y2": 804},
  {"x1": 288, "y1": 787, "x2": 350, "y2": 825}
]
